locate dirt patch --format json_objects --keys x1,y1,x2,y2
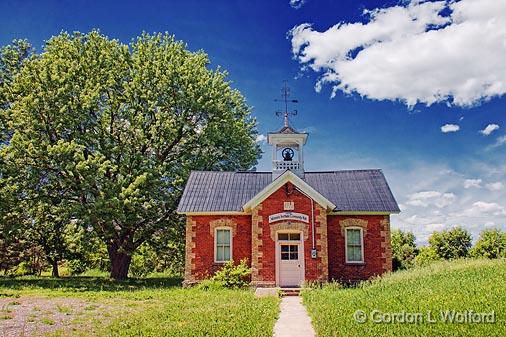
[{"x1": 0, "y1": 296, "x2": 110, "y2": 337}]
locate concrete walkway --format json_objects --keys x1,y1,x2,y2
[{"x1": 274, "y1": 296, "x2": 316, "y2": 337}]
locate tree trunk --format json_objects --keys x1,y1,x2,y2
[
  {"x1": 108, "y1": 245, "x2": 132, "y2": 280},
  {"x1": 51, "y1": 259, "x2": 59, "y2": 278}
]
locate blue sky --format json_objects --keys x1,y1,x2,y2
[{"x1": 1, "y1": 0, "x2": 505, "y2": 243}]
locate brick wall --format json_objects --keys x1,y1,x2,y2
[
  {"x1": 183, "y1": 189, "x2": 392, "y2": 285},
  {"x1": 253, "y1": 182, "x2": 328, "y2": 285},
  {"x1": 185, "y1": 215, "x2": 251, "y2": 282},
  {"x1": 327, "y1": 214, "x2": 392, "y2": 282}
]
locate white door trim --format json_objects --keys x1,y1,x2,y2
[{"x1": 275, "y1": 230, "x2": 305, "y2": 287}]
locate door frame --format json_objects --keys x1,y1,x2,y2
[{"x1": 275, "y1": 230, "x2": 305, "y2": 287}]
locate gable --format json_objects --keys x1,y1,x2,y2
[{"x1": 242, "y1": 170, "x2": 336, "y2": 212}]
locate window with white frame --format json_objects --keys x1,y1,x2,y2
[
  {"x1": 215, "y1": 228, "x2": 232, "y2": 263},
  {"x1": 345, "y1": 227, "x2": 364, "y2": 263}
]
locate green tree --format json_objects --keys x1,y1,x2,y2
[
  {"x1": 391, "y1": 229, "x2": 417, "y2": 270},
  {"x1": 413, "y1": 246, "x2": 440, "y2": 266},
  {"x1": 428, "y1": 227, "x2": 472, "y2": 260},
  {"x1": 471, "y1": 228, "x2": 506, "y2": 259},
  {"x1": 2, "y1": 31, "x2": 260, "y2": 280},
  {"x1": 0, "y1": 39, "x2": 33, "y2": 144},
  {"x1": 0, "y1": 40, "x2": 33, "y2": 274}
]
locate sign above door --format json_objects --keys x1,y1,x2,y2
[{"x1": 268, "y1": 212, "x2": 309, "y2": 224}]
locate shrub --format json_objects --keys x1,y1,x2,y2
[
  {"x1": 414, "y1": 246, "x2": 440, "y2": 266},
  {"x1": 391, "y1": 229, "x2": 418, "y2": 270},
  {"x1": 471, "y1": 228, "x2": 506, "y2": 259},
  {"x1": 129, "y1": 244, "x2": 158, "y2": 277},
  {"x1": 210, "y1": 259, "x2": 251, "y2": 289},
  {"x1": 428, "y1": 227, "x2": 471, "y2": 259}
]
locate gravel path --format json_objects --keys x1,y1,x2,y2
[{"x1": 0, "y1": 296, "x2": 106, "y2": 337}]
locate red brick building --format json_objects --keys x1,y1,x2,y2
[{"x1": 177, "y1": 123, "x2": 399, "y2": 287}]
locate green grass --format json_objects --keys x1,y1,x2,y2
[
  {"x1": 302, "y1": 258, "x2": 506, "y2": 337},
  {"x1": 0, "y1": 275, "x2": 279, "y2": 337}
]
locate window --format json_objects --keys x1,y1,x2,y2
[
  {"x1": 215, "y1": 228, "x2": 231, "y2": 263},
  {"x1": 345, "y1": 228, "x2": 364, "y2": 263},
  {"x1": 278, "y1": 233, "x2": 301, "y2": 241},
  {"x1": 280, "y1": 244, "x2": 299, "y2": 260}
]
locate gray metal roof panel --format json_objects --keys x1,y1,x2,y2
[{"x1": 177, "y1": 170, "x2": 400, "y2": 213}]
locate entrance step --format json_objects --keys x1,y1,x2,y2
[{"x1": 280, "y1": 287, "x2": 301, "y2": 296}]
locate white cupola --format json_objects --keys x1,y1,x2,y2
[
  {"x1": 268, "y1": 117, "x2": 308, "y2": 180},
  {"x1": 268, "y1": 82, "x2": 308, "y2": 180}
]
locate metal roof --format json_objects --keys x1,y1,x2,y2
[{"x1": 177, "y1": 170, "x2": 400, "y2": 213}]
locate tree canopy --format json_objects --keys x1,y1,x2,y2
[{"x1": 1, "y1": 31, "x2": 260, "y2": 279}]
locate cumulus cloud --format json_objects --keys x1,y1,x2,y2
[
  {"x1": 486, "y1": 182, "x2": 504, "y2": 191},
  {"x1": 480, "y1": 124, "x2": 500, "y2": 136},
  {"x1": 255, "y1": 134, "x2": 267, "y2": 143},
  {"x1": 464, "y1": 179, "x2": 482, "y2": 189},
  {"x1": 406, "y1": 190, "x2": 456, "y2": 208},
  {"x1": 441, "y1": 124, "x2": 460, "y2": 133},
  {"x1": 290, "y1": 0, "x2": 506, "y2": 107},
  {"x1": 289, "y1": 0, "x2": 307, "y2": 9},
  {"x1": 462, "y1": 201, "x2": 506, "y2": 217}
]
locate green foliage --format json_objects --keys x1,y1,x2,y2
[
  {"x1": 0, "y1": 39, "x2": 33, "y2": 144},
  {"x1": 428, "y1": 226, "x2": 472, "y2": 259},
  {"x1": 413, "y1": 246, "x2": 440, "y2": 266},
  {"x1": 196, "y1": 279, "x2": 227, "y2": 291},
  {"x1": 471, "y1": 228, "x2": 506, "y2": 259},
  {"x1": 209, "y1": 259, "x2": 252, "y2": 289},
  {"x1": 1, "y1": 31, "x2": 260, "y2": 279},
  {"x1": 129, "y1": 243, "x2": 158, "y2": 277},
  {"x1": 390, "y1": 229, "x2": 417, "y2": 270},
  {"x1": 303, "y1": 259, "x2": 506, "y2": 337}
]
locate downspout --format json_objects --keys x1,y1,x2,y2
[{"x1": 294, "y1": 186, "x2": 316, "y2": 254}]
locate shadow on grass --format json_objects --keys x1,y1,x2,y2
[{"x1": 0, "y1": 276, "x2": 182, "y2": 293}]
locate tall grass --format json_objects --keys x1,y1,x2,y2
[{"x1": 302, "y1": 259, "x2": 506, "y2": 337}]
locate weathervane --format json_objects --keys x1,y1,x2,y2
[{"x1": 275, "y1": 81, "x2": 298, "y2": 127}]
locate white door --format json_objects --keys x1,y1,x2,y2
[{"x1": 277, "y1": 233, "x2": 304, "y2": 287}]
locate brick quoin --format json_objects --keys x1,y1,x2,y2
[{"x1": 185, "y1": 182, "x2": 392, "y2": 285}]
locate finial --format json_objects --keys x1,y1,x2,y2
[{"x1": 275, "y1": 81, "x2": 298, "y2": 128}]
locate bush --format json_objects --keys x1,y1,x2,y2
[
  {"x1": 471, "y1": 228, "x2": 506, "y2": 259},
  {"x1": 391, "y1": 229, "x2": 418, "y2": 270},
  {"x1": 129, "y1": 244, "x2": 158, "y2": 277},
  {"x1": 210, "y1": 259, "x2": 251, "y2": 289},
  {"x1": 414, "y1": 246, "x2": 440, "y2": 266},
  {"x1": 428, "y1": 227, "x2": 471, "y2": 259}
]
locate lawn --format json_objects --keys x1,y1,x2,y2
[
  {"x1": 302, "y1": 258, "x2": 506, "y2": 337},
  {"x1": 0, "y1": 276, "x2": 279, "y2": 337}
]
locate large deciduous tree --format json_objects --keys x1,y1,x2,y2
[
  {"x1": 428, "y1": 227, "x2": 472, "y2": 260},
  {"x1": 2, "y1": 31, "x2": 260, "y2": 279}
]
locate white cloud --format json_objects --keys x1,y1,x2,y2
[
  {"x1": 290, "y1": 0, "x2": 506, "y2": 107},
  {"x1": 406, "y1": 190, "x2": 456, "y2": 208},
  {"x1": 486, "y1": 182, "x2": 504, "y2": 191},
  {"x1": 441, "y1": 124, "x2": 460, "y2": 133},
  {"x1": 255, "y1": 134, "x2": 267, "y2": 143},
  {"x1": 289, "y1": 0, "x2": 307, "y2": 9},
  {"x1": 480, "y1": 124, "x2": 500, "y2": 136},
  {"x1": 462, "y1": 201, "x2": 506, "y2": 217},
  {"x1": 464, "y1": 179, "x2": 482, "y2": 189},
  {"x1": 488, "y1": 135, "x2": 506, "y2": 149}
]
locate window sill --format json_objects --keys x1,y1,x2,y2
[{"x1": 345, "y1": 262, "x2": 366, "y2": 266}]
